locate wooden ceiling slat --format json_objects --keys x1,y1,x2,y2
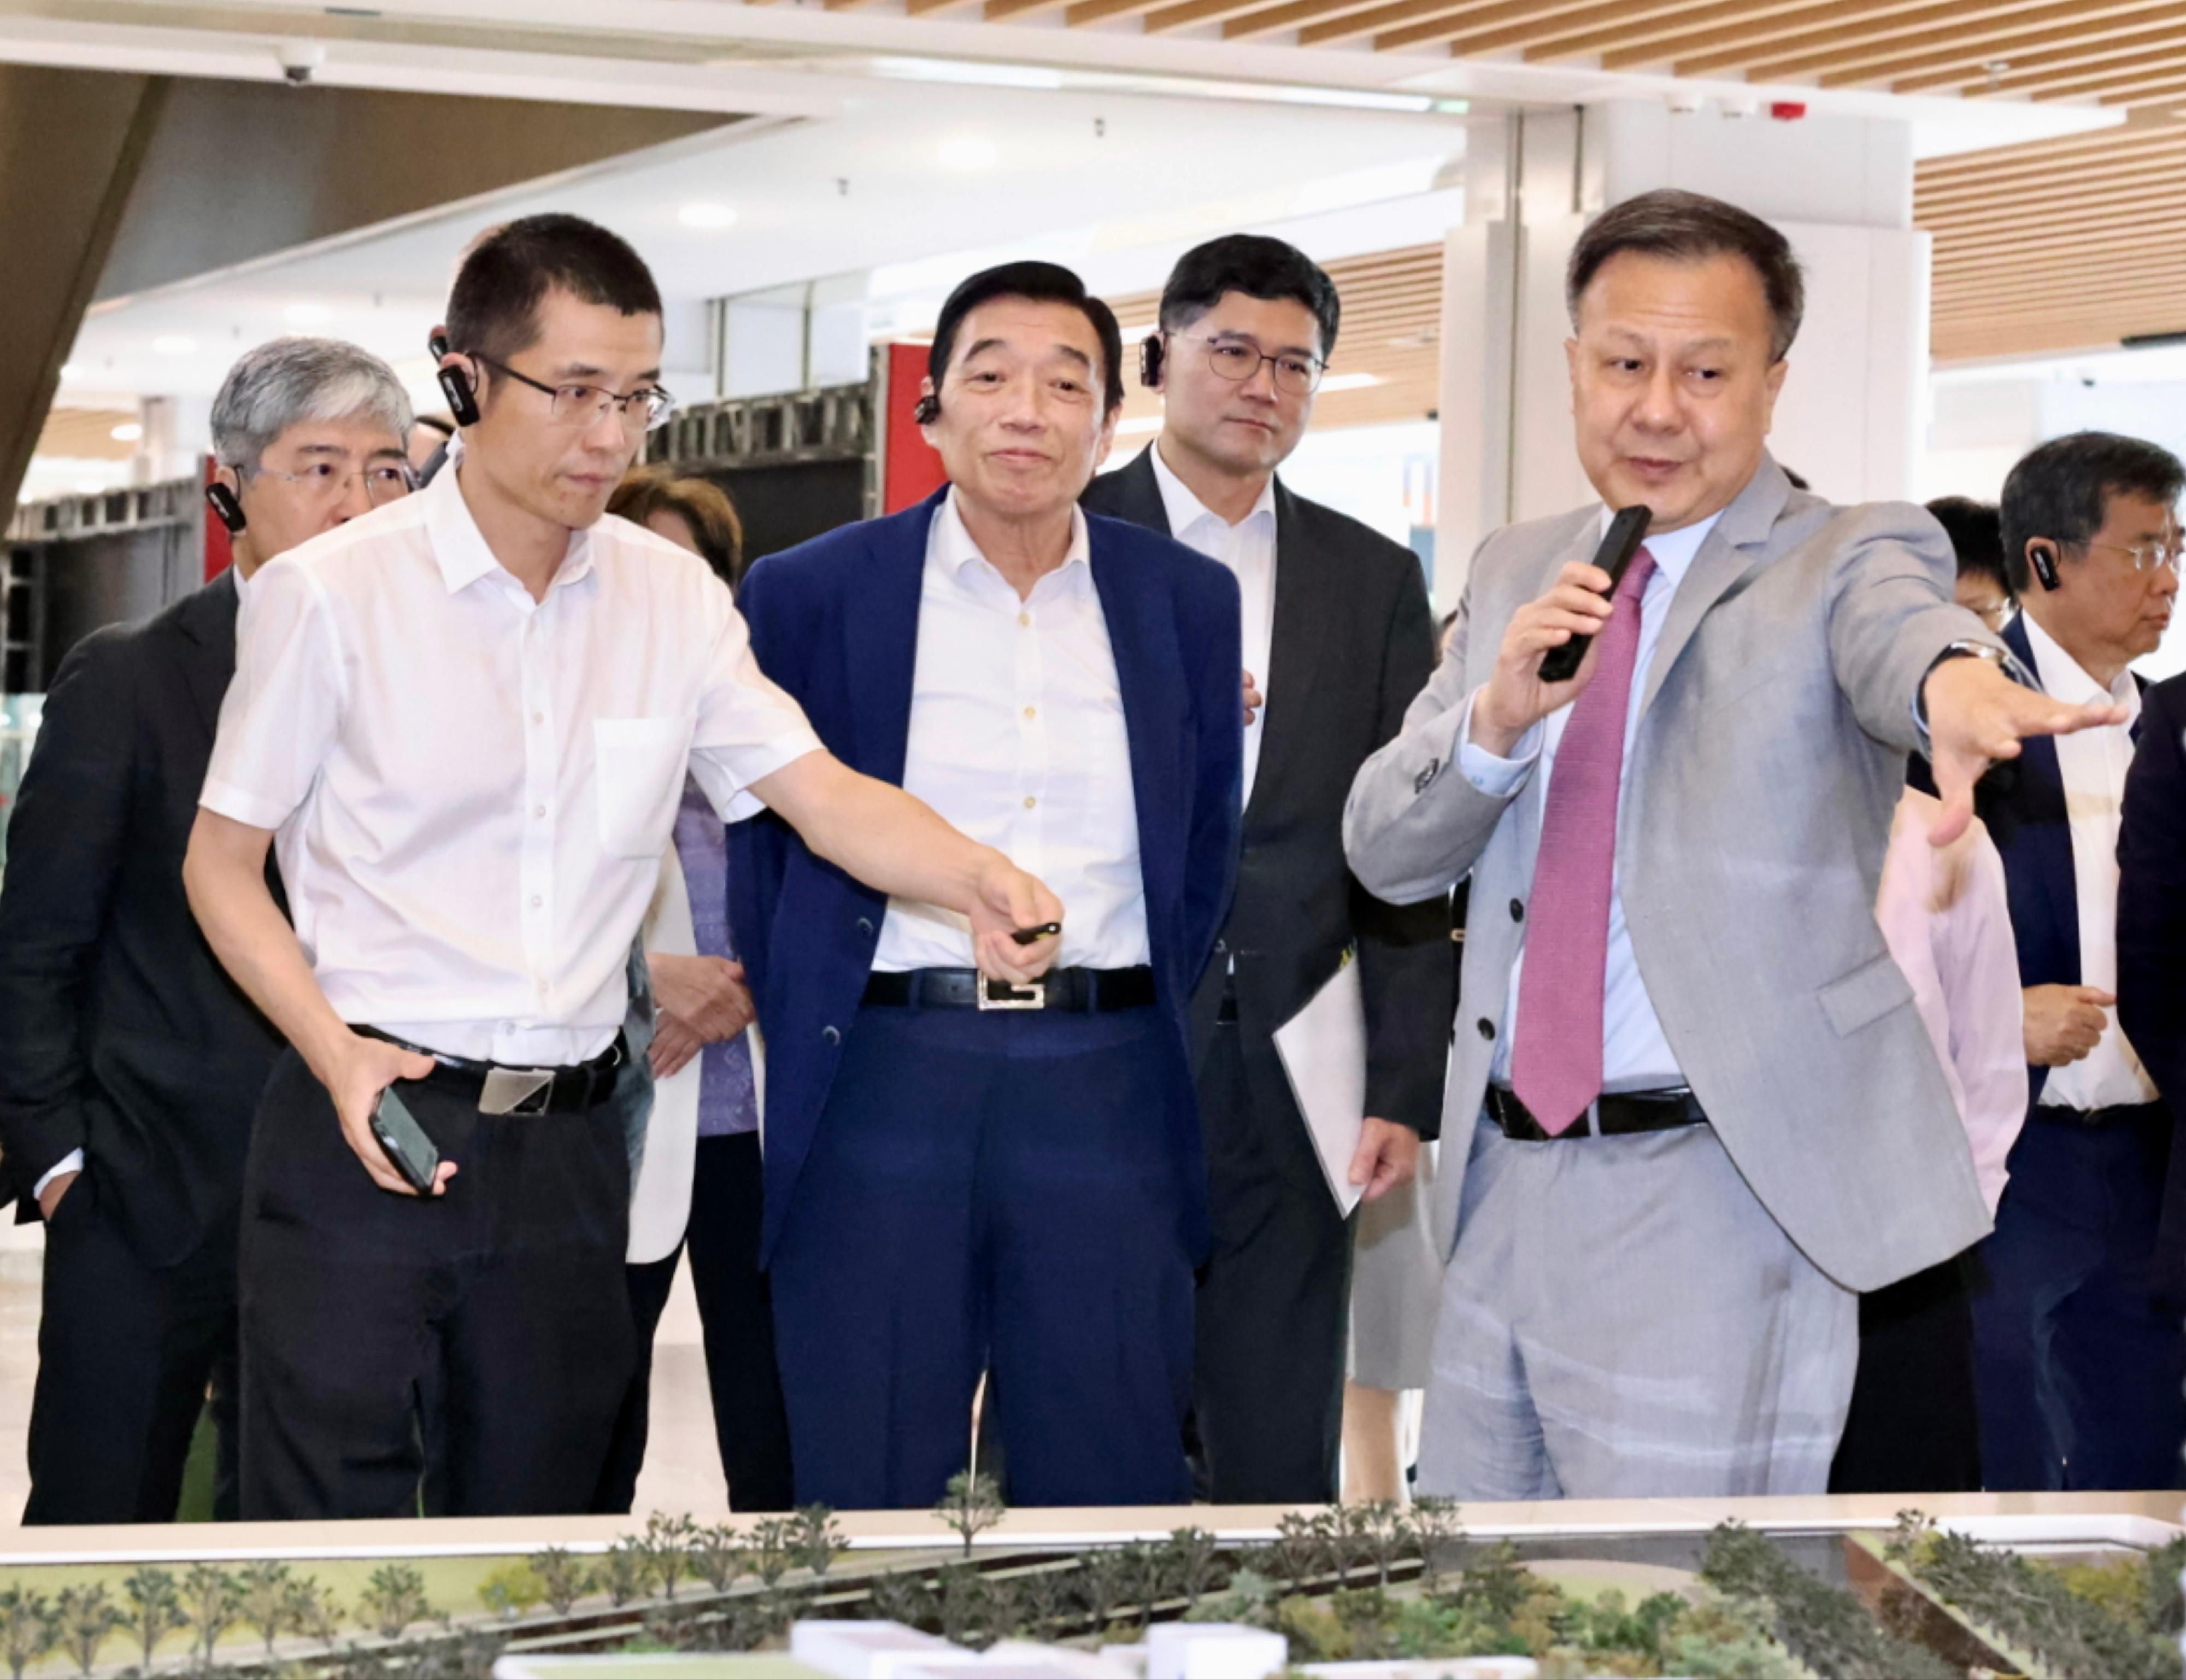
[
  {"x1": 983, "y1": 0, "x2": 1078, "y2": 19},
  {"x1": 1223, "y1": 0, "x2": 1405, "y2": 42},
  {"x1": 1920, "y1": 168, "x2": 2186, "y2": 225},
  {"x1": 1981, "y1": 48, "x2": 2186, "y2": 100},
  {"x1": 1333, "y1": 0, "x2": 1501, "y2": 50},
  {"x1": 1731, "y1": 0, "x2": 2150, "y2": 83},
  {"x1": 1917, "y1": 145, "x2": 2186, "y2": 207},
  {"x1": 1434, "y1": 0, "x2": 1741, "y2": 59},
  {"x1": 1532, "y1": 0, "x2": 1930, "y2": 66},
  {"x1": 1137, "y1": 0, "x2": 1277, "y2": 29},
  {"x1": 1934, "y1": 259, "x2": 2186, "y2": 299},
  {"x1": 1814, "y1": 2, "x2": 2186, "y2": 89},
  {"x1": 1667, "y1": 0, "x2": 2056, "y2": 77},
  {"x1": 1889, "y1": 11, "x2": 2186, "y2": 93},
  {"x1": 1932, "y1": 215, "x2": 2186, "y2": 262}
]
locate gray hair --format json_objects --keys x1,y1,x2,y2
[
  {"x1": 1566, "y1": 189, "x2": 1806, "y2": 363},
  {"x1": 209, "y1": 337, "x2": 414, "y2": 470}
]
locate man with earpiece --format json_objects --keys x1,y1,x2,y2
[
  {"x1": 0, "y1": 337, "x2": 415, "y2": 1524},
  {"x1": 1953, "y1": 430, "x2": 2186, "y2": 1493}
]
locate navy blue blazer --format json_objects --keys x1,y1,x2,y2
[
  {"x1": 2120, "y1": 671, "x2": 2186, "y2": 1117},
  {"x1": 728, "y1": 489, "x2": 1244, "y2": 1264}
]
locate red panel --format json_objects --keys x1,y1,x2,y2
[
  {"x1": 201, "y1": 455, "x2": 231, "y2": 584},
  {"x1": 880, "y1": 342, "x2": 948, "y2": 514}
]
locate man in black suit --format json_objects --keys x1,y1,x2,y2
[
  {"x1": 1083, "y1": 234, "x2": 1448, "y2": 1502},
  {"x1": 0, "y1": 338, "x2": 414, "y2": 1523},
  {"x1": 2120, "y1": 669, "x2": 2186, "y2": 1294}
]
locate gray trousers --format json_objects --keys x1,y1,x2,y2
[{"x1": 1418, "y1": 1113, "x2": 1858, "y2": 1501}]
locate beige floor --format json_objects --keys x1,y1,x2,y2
[{"x1": 0, "y1": 1218, "x2": 736, "y2": 1524}]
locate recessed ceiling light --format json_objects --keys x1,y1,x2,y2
[
  {"x1": 285, "y1": 303, "x2": 333, "y2": 327},
  {"x1": 938, "y1": 135, "x2": 998, "y2": 171},
  {"x1": 1319, "y1": 372, "x2": 1384, "y2": 393},
  {"x1": 110, "y1": 422, "x2": 143, "y2": 442},
  {"x1": 152, "y1": 336, "x2": 195, "y2": 356},
  {"x1": 679, "y1": 202, "x2": 737, "y2": 231}
]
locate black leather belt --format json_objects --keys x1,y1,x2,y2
[
  {"x1": 2037, "y1": 1099, "x2": 2168, "y2": 1129},
  {"x1": 861, "y1": 966, "x2": 1156, "y2": 1013},
  {"x1": 1486, "y1": 1084, "x2": 1707, "y2": 1142},
  {"x1": 357, "y1": 1027, "x2": 626, "y2": 1115}
]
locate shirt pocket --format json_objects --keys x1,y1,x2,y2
[{"x1": 594, "y1": 716, "x2": 692, "y2": 860}]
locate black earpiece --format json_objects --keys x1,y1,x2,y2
[
  {"x1": 2029, "y1": 541, "x2": 2061, "y2": 591},
  {"x1": 912, "y1": 392, "x2": 940, "y2": 426},
  {"x1": 1138, "y1": 333, "x2": 1165, "y2": 388},
  {"x1": 204, "y1": 479, "x2": 246, "y2": 536},
  {"x1": 437, "y1": 360, "x2": 480, "y2": 428},
  {"x1": 427, "y1": 330, "x2": 450, "y2": 360}
]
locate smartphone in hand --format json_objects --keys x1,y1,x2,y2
[
  {"x1": 369, "y1": 1084, "x2": 441, "y2": 1194},
  {"x1": 1538, "y1": 504, "x2": 1653, "y2": 684}
]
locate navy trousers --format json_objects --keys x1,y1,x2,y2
[
  {"x1": 1970, "y1": 1101, "x2": 2186, "y2": 1491},
  {"x1": 768, "y1": 1002, "x2": 1196, "y2": 1510}
]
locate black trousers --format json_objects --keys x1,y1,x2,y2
[
  {"x1": 593, "y1": 1132, "x2": 794, "y2": 1513},
  {"x1": 1829, "y1": 1253, "x2": 1982, "y2": 1495},
  {"x1": 238, "y1": 1050, "x2": 634, "y2": 1519},
  {"x1": 1192, "y1": 1006, "x2": 1354, "y2": 1505},
  {"x1": 23, "y1": 1167, "x2": 240, "y2": 1525}
]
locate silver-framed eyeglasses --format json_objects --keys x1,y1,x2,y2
[
  {"x1": 478, "y1": 355, "x2": 675, "y2": 432},
  {"x1": 2086, "y1": 536, "x2": 2185, "y2": 575},
  {"x1": 1173, "y1": 332, "x2": 1326, "y2": 397},
  {"x1": 245, "y1": 460, "x2": 417, "y2": 507}
]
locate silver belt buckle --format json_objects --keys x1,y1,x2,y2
[
  {"x1": 479, "y1": 1066, "x2": 556, "y2": 1115},
  {"x1": 977, "y1": 979, "x2": 1045, "y2": 1011}
]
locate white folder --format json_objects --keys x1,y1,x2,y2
[{"x1": 1272, "y1": 949, "x2": 1369, "y2": 1217}]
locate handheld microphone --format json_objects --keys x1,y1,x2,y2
[{"x1": 1537, "y1": 504, "x2": 1652, "y2": 684}]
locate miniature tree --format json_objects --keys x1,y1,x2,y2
[
  {"x1": 357, "y1": 1562, "x2": 430, "y2": 1642},
  {"x1": 287, "y1": 1577, "x2": 344, "y2": 1648},
  {"x1": 1163, "y1": 1528, "x2": 1224, "y2": 1608},
  {"x1": 1014, "y1": 1561, "x2": 1074, "y2": 1635},
  {"x1": 867, "y1": 1569, "x2": 933, "y2": 1632},
  {"x1": 935, "y1": 1564, "x2": 989, "y2": 1650},
  {"x1": 1074, "y1": 1548, "x2": 1132, "y2": 1635},
  {"x1": 1406, "y1": 1496, "x2": 1465, "y2": 1589},
  {"x1": 530, "y1": 1547, "x2": 592, "y2": 1616},
  {"x1": 1115, "y1": 1541, "x2": 1167, "y2": 1626},
  {"x1": 237, "y1": 1559, "x2": 296, "y2": 1654},
  {"x1": 1357, "y1": 1501, "x2": 1409, "y2": 1585},
  {"x1": 180, "y1": 1562, "x2": 243, "y2": 1667},
  {"x1": 933, "y1": 1470, "x2": 1006, "y2": 1561},
  {"x1": 479, "y1": 1562, "x2": 544, "y2": 1621},
  {"x1": 642, "y1": 1512, "x2": 698, "y2": 1602},
  {"x1": 749, "y1": 1518, "x2": 799, "y2": 1586},
  {"x1": 0, "y1": 1587, "x2": 53, "y2": 1680},
  {"x1": 598, "y1": 1535, "x2": 650, "y2": 1606},
  {"x1": 1271, "y1": 1513, "x2": 1322, "y2": 1594},
  {"x1": 121, "y1": 1566, "x2": 185, "y2": 1672},
  {"x1": 688, "y1": 1525, "x2": 746, "y2": 1595},
  {"x1": 54, "y1": 1584, "x2": 121, "y2": 1678},
  {"x1": 792, "y1": 1505, "x2": 847, "y2": 1578}
]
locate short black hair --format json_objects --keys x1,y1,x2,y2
[
  {"x1": 1925, "y1": 496, "x2": 2010, "y2": 597},
  {"x1": 445, "y1": 214, "x2": 662, "y2": 365},
  {"x1": 1567, "y1": 189, "x2": 1805, "y2": 362},
  {"x1": 928, "y1": 261, "x2": 1124, "y2": 415},
  {"x1": 1159, "y1": 234, "x2": 1341, "y2": 358},
  {"x1": 1998, "y1": 431, "x2": 2186, "y2": 595}
]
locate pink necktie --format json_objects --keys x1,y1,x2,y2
[{"x1": 1509, "y1": 546, "x2": 1658, "y2": 1136}]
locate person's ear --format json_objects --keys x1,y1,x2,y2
[{"x1": 913, "y1": 379, "x2": 940, "y2": 428}]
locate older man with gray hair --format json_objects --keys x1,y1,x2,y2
[{"x1": 0, "y1": 336, "x2": 412, "y2": 1523}]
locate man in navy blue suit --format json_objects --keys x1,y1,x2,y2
[
  {"x1": 2120, "y1": 669, "x2": 2186, "y2": 1297},
  {"x1": 731, "y1": 261, "x2": 1243, "y2": 1509},
  {"x1": 1970, "y1": 430, "x2": 2184, "y2": 1491}
]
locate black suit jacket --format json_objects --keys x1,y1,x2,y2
[
  {"x1": 0, "y1": 571, "x2": 283, "y2": 1266},
  {"x1": 2122, "y1": 671, "x2": 2186, "y2": 1124},
  {"x1": 1082, "y1": 445, "x2": 1450, "y2": 1148}
]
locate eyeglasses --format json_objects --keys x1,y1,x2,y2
[
  {"x1": 245, "y1": 461, "x2": 416, "y2": 506},
  {"x1": 477, "y1": 356, "x2": 675, "y2": 433},
  {"x1": 1174, "y1": 332, "x2": 1325, "y2": 398},
  {"x1": 2085, "y1": 537, "x2": 2185, "y2": 575}
]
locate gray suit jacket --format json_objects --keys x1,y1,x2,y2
[{"x1": 1342, "y1": 459, "x2": 1995, "y2": 1293}]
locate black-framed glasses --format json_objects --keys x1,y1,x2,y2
[
  {"x1": 2086, "y1": 537, "x2": 2185, "y2": 575},
  {"x1": 244, "y1": 460, "x2": 416, "y2": 507},
  {"x1": 477, "y1": 356, "x2": 675, "y2": 433},
  {"x1": 1173, "y1": 332, "x2": 1325, "y2": 397}
]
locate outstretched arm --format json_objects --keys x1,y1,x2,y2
[{"x1": 1921, "y1": 656, "x2": 2126, "y2": 845}]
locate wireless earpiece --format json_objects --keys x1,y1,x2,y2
[
  {"x1": 204, "y1": 479, "x2": 247, "y2": 536},
  {"x1": 437, "y1": 360, "x2": 481, "y2": 428},
  {"x1": 912, "y1": 392, "x2": 940, "y2": 426},
  {"x1": 1138, "y1": 334, "x2": 1165, "y2": 388},
  {"x1": 2029, "y1": 541, "x2": 2061, "y2": 591}
]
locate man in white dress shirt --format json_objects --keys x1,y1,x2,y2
[
  {"x1": 183, "y1": 216, "x2": 1063, "y2": 1519},
  {"x1": 731, "y1": 262, "x2": 1242, "y2": 1508},
  {"x1": 1082, "y1": 235, "x2": 1447, "y2": 1503},
  {"x1": 1969, "y1": 429, "x2": 2185, "y2": 1490}
]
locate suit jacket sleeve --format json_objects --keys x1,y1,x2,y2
[
  {"x1": 2120, "y1": 684, "x2": 2186, "y2": 1107},
  {"x1": 1351, "y1": 557, "x2": 1452, "y2": 1138},
  {"x1": 1825, "y1": 507, "x2": 2001, "y2": 754},
  {"x1": 1182, "y1": 565, "x2": 1244, "y2": 993},
  {"x1": 724, "y1": 557, "x2": 796, "y2": 1006},
  {"x1": 0, "y1": 632, "x2": 139, "y2": 1195},
  {"x1": 1343, "y1": 541, "x2": 1519, "y2": 904}
]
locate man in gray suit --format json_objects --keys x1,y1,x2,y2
[{"x1": 1343, "y1": 189, "x2": 2124, "y2": 1500}]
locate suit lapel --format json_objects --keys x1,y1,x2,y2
[
  {"x1": 1090, "y1": 533, "x2": 1183, "y2": 951},
  {"x1": 175, "y1": 569, "x2": 242, "y2": 742},
  {"x1": 842, "y1": 495, "x2": 935, "y2": 786},
  {"x1": 1248, "y1": 480, "x2": 1330, "y2": 827},
  {"x1": 1636, "y1": 461, "x2": 1792, "y2": 721},
  {"x1": 2003, "y1": 612, "x2": 2084, "y2": 979},
  {"x1": 1100, "y1": 447, "x2": 1173, "y2": 534}
]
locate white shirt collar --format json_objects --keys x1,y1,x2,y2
[
  {"x1": 2022, "y1": 609, "x2": 2142, "y2": 719},
  {"x1": 932, "y1": 486, "x2": 1090, "y2": 582},
  {"x1": 1599, "y1": 504, "x2": 1724, "y2": 589},
  {"x1": 1148, "y1": 441, "x2": 1276, "y2": 539},
  {"x1": 427, "y1": 456, "x2": 594, "y2": 597}
]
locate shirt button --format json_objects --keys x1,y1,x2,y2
[
  {"x1": 1509, "y1": 898, "x2": 1524, "y2": 922},
  {"x1": 821, "y1": 1025, "x2": 841, "y2": 1046},
  {"x1": 533, "y1": 805, "x2": 546, "y2": 819},
  {"x1": 1023, "y1": 795, "x2": 1037, "y2": 809},
  {"x1": 531, "y1": 712, "x2": 545, "y2": 726},
  {"x1": 530, "y1": 895, "x2": 543, "y2": 909},
  {"x1": 1023, "y1": 706, "x2": 1036, "y2": 720},
  {"x1": 1018, "y1": 613, "x2": 1031, "y2": 628},
  {"x1": 1477, "y1": 1018, "x2": 1495, "y2": 1041}
]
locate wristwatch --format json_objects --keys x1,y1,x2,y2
[{"x1": 1913, "y1": 638, "x2": 2036, "y2": 744}]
